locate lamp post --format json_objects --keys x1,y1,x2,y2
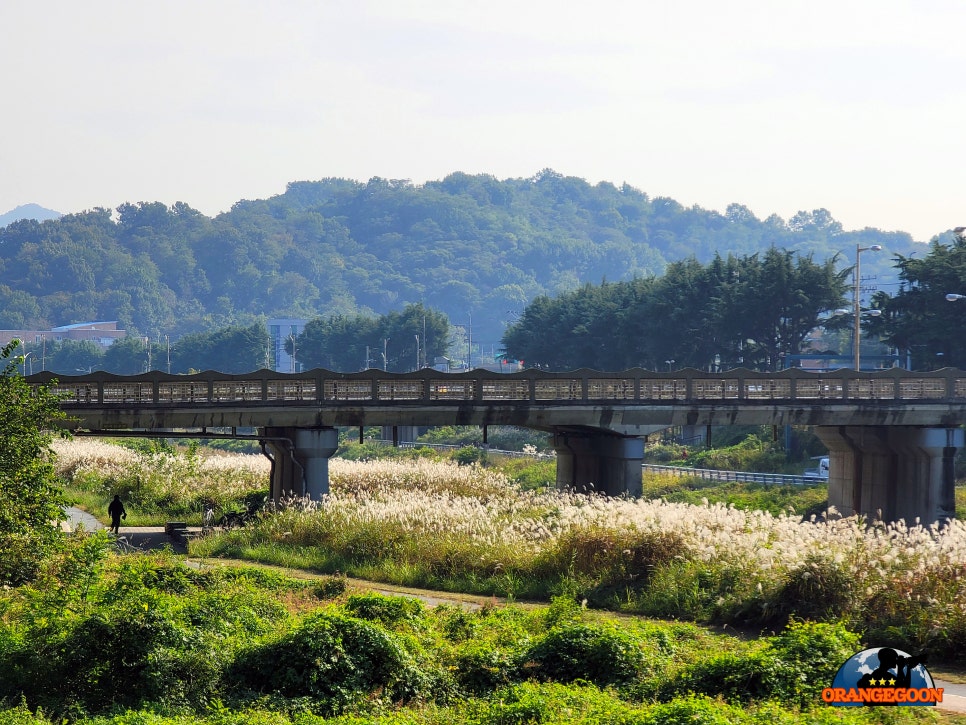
[
  {"x1": 665, "y1": 359, "x2": 675, "y2": 372},
  {"x1": 414, "y1": 334, "x2": 420, "y2": 371},
  {"x1": 852, "y1": 243, "x2": 882, "y2": 370},
  {"x1": 833, "y1": 306, "x2": 882, "y2": 370}
]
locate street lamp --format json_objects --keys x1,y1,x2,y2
[
  {"x1": 832, "y1": 306, "x2": 882, "y2": 370},
  {"x1": 665, "y1": 359, "x2": 675, "y2": 371},
  {"x1": 851, "y1": 243, "x2": 882, "y2": 370},
  {"x1": 414, "y1": 334, "x2": 420, "y2": 371},
  {"x1": 946, "y1": 293, "x2": 966, "y2": 302}
]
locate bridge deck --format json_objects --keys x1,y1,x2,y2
[{"x1": 26, "y1": 367, "x2": 966, "y2": 433}]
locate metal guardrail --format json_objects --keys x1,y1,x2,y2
[
  {"x1": 372, "y1": 440, "x2": 820, "y2": 485},
  {"x1": 25, "y1": 366, "x2": 966, "y2": 407},
  {"x1": 642, "y1": 463, "x2": 822, "y2": 486}
]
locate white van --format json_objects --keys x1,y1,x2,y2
[{"x1": 804, "y1": 456, "x2": 830, "y2": 479}]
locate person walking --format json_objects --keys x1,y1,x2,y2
[{"x1": 108, "y1": 494, "x2": 127, "y2": 535}]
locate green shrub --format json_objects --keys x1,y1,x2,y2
[
  {"x1": 661, "y1": 621, "x2": 861, "y2": 709},
  {"x1": 768, "y1": 620, "x2": 861, "y2": 706},
  {"x1": 688, "y1": 434, "x2": 785, "y2": 473},
  {"x1": 344, "y1": 593, "x2": 425, "y2": 628},
  {"x1": 523, "y1": 623, "x2": 646, "y2": 686},
  {"x1": 438, "y1": 605, "x2": 478, "y2": 642},
  {"x1": 312, "y1": 576, "x2": 348, "y2": 600},
  {"x1": 229, "y1": 611, "x2": 428, "y2": 714},
  {"x1": 454, "y1": 447, "x2": 484, "y2": 466},
  {"x1": 453, "y1": 641, "x2": 520, "y2": 695},
  {"x1": 23, "y1": 598, "x2": 203, "y2": 714}
]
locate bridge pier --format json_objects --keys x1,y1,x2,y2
[
  {"x1": 553, "y1": 431, "x2": 644, "y2": 497},
  {"x1": 262, "y1": 427, "x2": 339, "y2": 501},
  {"x1": 814, "y1": 426, "x2": 961, "y2": 526},
  {"x1": 381, "y1": 425, "x2": 422, "y2": 445}
]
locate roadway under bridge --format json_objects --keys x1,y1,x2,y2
[{"x1": 28, "y1": 366, "x2": 966, "y2": 526}]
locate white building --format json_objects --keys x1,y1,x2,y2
[{"x1": 268, "y1": 319, "x2": 307, "y2": 373}]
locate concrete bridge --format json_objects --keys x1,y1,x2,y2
[{"x1": 29, "y1": 366, "x2": 966, "y2": 525}]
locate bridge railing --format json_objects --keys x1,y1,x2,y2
[{"x1": 25, "y1": 366, "x2": 966, "y2": 407}]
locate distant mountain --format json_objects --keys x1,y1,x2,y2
[
  {"x1": 0, "y1": 172, "x2": 926, "y2": 346},
  {"x1": 0, "y1": 203, "x2": 62, "y2": 227}
]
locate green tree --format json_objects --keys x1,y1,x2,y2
[
  {"x1": 46, "y1": 340, "x2": 105, "y2": 375},
  {"x1": 0, "y1": 342, "x2": 67, "y2": 584},
  {"x1": 171, "y1": 322, "x2": 269, "y2": 373},
  {"x1": 870, "y1": 231, "x2": 966, "y2": 369},
  {"x1": 297, "y1": 303, "x2": 450, "y2": 372},
  {"x1": 726, "y1": 249, "x2": 849, "y2": 370},
  {"x1": 102, "y1": 336, "x2": 150, "y2": 374},
  {"x1": 503, "y1": 249, "x2": 848, "y2": 372},
  {"x1": 297, "y1": 314, "x2": 380, "y2": 371}
]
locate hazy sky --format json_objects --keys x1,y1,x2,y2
[{"x1": 2, "y1": 0, "x2": 964, "y2": 241}]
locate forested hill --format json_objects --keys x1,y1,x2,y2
[{"x1": 0, "y1": 170, "x2": 922, "y2": 345}]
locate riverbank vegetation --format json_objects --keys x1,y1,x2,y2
[
  {"x1": 0, "y1": 430, "x2": 956, "y2": 721},
  {"x1": 54, "y1": 439, "x2": 966, "y2": 667},
  {"x1": 1, "y1": 538, "x2": 933, "y2": 723}
]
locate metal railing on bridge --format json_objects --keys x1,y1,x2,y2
[{"x1": 26, "y1": 366, "x2": 966, "y2": 407}]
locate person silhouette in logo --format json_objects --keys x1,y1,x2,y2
[
  {"x1": 108, "y1": 494, "x2": 127, "y2": 535},
  {"x1": 857, "y1": 647, "x2": 915, "y2": 704}
]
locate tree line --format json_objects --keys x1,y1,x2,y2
[
  {"x1": 501, "y1": 248, "x2": 850, "y2": 372},
  {"x1": 0, "y1": 170, "x2": 920, "y2": 354},
  {"x1": 18, "y1": 228, "x2": 966, "y2": 375}
]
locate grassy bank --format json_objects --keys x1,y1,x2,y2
[
  {"x1": 0, "y1": 538, "x2": 950, "y2": 723},
  {"x1": 54, "y1": 439, "x2": 966, "y2": 664}
]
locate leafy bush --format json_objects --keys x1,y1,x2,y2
[
  {"x1": 523, "y1": 623, "x2": 646, "y2": 686},
  {"x1": 344, "y1": 593, "x2": 425, "y2": 628},
  {"x1": 688, "y1": 435, "x2": 785, "y2": 473},
  {"x1": 661, "y1": 621, "x2": 861, "y2": 709},
  {"x1": 312, "y1": 575, "x2": 348, "y2": 600},
  {"x1": 229, "y1": 611, "x2": 428, "y2": 714},
  {"x1": 452, "y1": 641, "x2": 520, "y2": 695},
  {"x1": 454, "y1": 446, "x2": 484, "y2": 466}
]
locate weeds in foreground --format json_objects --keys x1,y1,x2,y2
[{"x1": 0, "y1": 537, "x2": 929, "y2": 723}]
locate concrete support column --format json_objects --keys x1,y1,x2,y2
[
  {"x1": 381, "y1": 425, "x2": 421, "y2": 445},
  {"x1": 262, "y1": 427, "x2": 339, "y2": 501},
  {"x1": 814, "y1": 426, "x2": 961, "y2": 526},
  {"x1": 553, "y1": 430, "x2": 644, "y2": 497}
]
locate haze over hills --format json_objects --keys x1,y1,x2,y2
[
  {"x1": 0, "y1": 171, "x2": 932, "y2": 349},
  {"x1": 0, "y1": 203, "x2": 62, "y2": 227}
]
